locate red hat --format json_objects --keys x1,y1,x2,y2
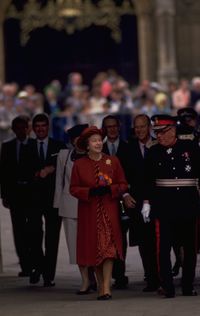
[
  {"x1": 151, "y1": 114, "x2": 177, "y2": 131},
  {"x1": 77, "y1": 126, "x2": 103, "y2": 150}
]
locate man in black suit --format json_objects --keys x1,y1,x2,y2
[
  {"x1": 102, "y1": 115, "x2": 136, "y2": 289},
  {"x1": 127, "y1": 114, "x2": 159, "y2": 292},
  {"x1": 0, "y1": 115, "x2": 34, "y2": 277},
  {"x1": 29, "y1": 113, "x2": 66, "y2": 287}
]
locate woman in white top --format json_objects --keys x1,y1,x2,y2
[{"x1": 54, "y1": 124, "x2": 96, "y2": 294}]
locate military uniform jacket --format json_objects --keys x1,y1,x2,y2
[{"x1": 144, "y1": 139, "x2": 200, "y2": 219}]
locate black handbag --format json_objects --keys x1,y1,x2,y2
[{"x1": 119, "y1": 200, "x2": 129, "y2": 220}]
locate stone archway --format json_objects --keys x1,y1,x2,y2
[
  {"x1": 0, "y1": 0, "x2": 179, "y2": 86},
  {"x1": 0, "y1": 0, "x2": 159, "y2": 84}
]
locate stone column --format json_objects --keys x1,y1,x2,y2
[
  {"x1": 0, "y1": 0, "x2": 12, "y2": 84},
  {"x1": 155, "y1": 0, "x2": 178, "y2": 87},
  {"x1": 135, "y1": 0, "x2": 155, "y2": 82}
]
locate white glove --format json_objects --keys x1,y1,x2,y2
[{"x1": 141, "y1": 202, "x2": 151, "y2": 223}]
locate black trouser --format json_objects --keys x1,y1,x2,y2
[
  {"x1": 129, "y1": 207, "x2": 159, "y2": 287},
  {"x1": 28, "y1": 207, "x2": 62, "y2": 281},
  {"x1": 112, "y1": 218, "x2": 129, "y2": 283},
  {"x1": 10, "y1": 206, "x2": 31, "y2": 272},
  {"x1": 158, "y1": 217, "x2": 197, "y2": 294},
  {"x1": 138, "y1": 220, "x2": 159, "y2": 287}
]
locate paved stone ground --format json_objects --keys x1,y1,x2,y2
[{"x1": 1, "y1": 202, "x2": 200, "y2": 316}]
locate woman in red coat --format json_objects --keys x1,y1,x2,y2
[{"x1": 70, "y1": 126, "x2": 128, "y2": 300}]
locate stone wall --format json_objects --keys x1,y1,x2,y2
[{"x1": 175, "y1": 0, "x2": 200, "y2": 79}]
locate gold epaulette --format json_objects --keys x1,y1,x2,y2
[
  {"x1": 178, "y1": 134, "x2": 195, "y2": 141},
  {"x1": 147, "y1": 139, "x2": 158, "y2": 148}
]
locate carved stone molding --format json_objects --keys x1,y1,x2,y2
[
  {"x1": 177, "y1": 0, "x2": 200, "y2": 13},
  {"x1": 155, "y1": 0, "x2": 176, "y2": 16},
  {"x1": 0, "y1": 0, "x2": 12, "y2": 22},
  {"x1": 134, "y1": 0, "x2": 154, "y2": 15}
]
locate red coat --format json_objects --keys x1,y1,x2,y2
[{"x1": 70, "y1": 154, "x2": 128, "y2": 266}]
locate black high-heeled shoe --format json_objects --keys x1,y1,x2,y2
[
  {"x1": 97, "y1": 293, "x2": 112, "y2": 300},
  {"x1": 76, "y1": 287, "x2": 91, "y2": 295}
]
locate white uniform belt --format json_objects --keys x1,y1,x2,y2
[{"x1": 155, "y1": 178, "x2": 198, "y2": 187}]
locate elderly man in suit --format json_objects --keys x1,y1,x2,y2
[
  {"x1": 102, "y1": 115, "x2": 136, "y2": 289},
  {"x1": 0, "y1": 115, "x2": 34, "y2": 277},
  {"x1": 29, "y1": 113, "x2": 66, "y2": 287},
  {"x1": 127, "y1": 114, "x2": 159, "y2": 292}
]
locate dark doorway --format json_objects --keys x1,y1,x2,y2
[{"x1": 4, "y1": 10, "x2": 138, "y2": 91}]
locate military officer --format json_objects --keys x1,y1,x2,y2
[
  {"x1": 142, "y1": 114, "x2": 200, "y2": 298},
  {"x1": 177, "y1": 107, "x2": 200, "y2": 142}
]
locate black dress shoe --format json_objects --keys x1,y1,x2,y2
[
  {"x1": 18, "y1": 271, "x2": 30, "y2": 277},
  {"x1": 113, "y1": 276, "x2": 129, "y2": 289},
  {"x1": 172, "y1": 262, "x2": 181, "y2": 277},
  {"x1": 43, "y1": 280, "x2": 55, "y2": 287},
  {"x1": 89, "y1": 283, "x2": 97, "y2": 291},
  {"x1": 76, "y1": 287, "x2": 91, "y2": 295},
  {"x1": 97, "y1": 294, "x2": 112, "y2": 300},
  {"x1": 143, "y1": 285, "x2": 158, "y2": 292},
  {"x1": 182, "y1": 290, "x2": 197, "y2": 296},
  {"x1": 165, "y1": 291, "x2": 175, "y2": 298},
  {"x1": 29, "y1": 270, "x2": 41, "y2": 284}
]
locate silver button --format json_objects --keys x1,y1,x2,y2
[
  {"x1": 171, "y1": 157, "x2": 174, "y2": 160},
  {"x1": 175, "y1": 177, "x2": 178, "y2": 179},
  {"x1": 177, "y1": 187, "x2": 179, "y2": 190},
  {"x1": 173, "y1": 167, "x2": 176, "y2": 170}
]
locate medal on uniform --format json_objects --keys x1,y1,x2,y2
[
  {"x1": 185, "y1": 165, "x2": 192, "y2": 172},
  {"x1": 166, "y1": 148, "x2": 172, "y2": 154}
]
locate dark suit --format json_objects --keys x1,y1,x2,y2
[
  {"x1": 127, "y1": 137, "x2": 159, "y2": 288},
  {"x1": 29, "y1": 138, "x2": 66, "y2": 283},
  {"x1": 0, "y1": 138, "x2": 35, "y2": 273},
  {"x1": 103, "y1": 139, "x2": 129, "y2": 286}
]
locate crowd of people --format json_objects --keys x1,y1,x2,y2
[
  {"x1": 1, "y1": 71, "x2": 200, "y2": 300},
  {"x1": 1, "y1": 71, "x2": 200, "y2": 146}
]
